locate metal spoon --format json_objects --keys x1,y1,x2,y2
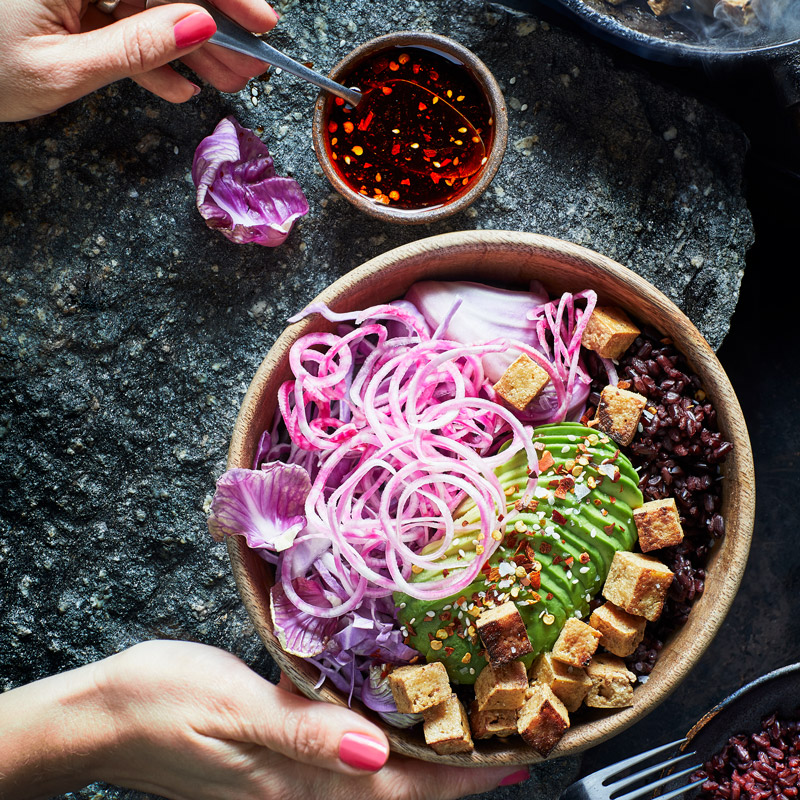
[{"x1": 146, "y1": 0, "x2": 362, "y2": 106}]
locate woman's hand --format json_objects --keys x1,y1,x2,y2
[
  {"x1": 0, "y1": 0, "x2": 278, "y2": 122},
  {"x1": 0, "y1": 640, "x2": 530, "y2": 800}
]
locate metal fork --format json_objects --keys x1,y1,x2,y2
[{"x1": 561, "y1": 739, "x2": 706, "y2": 800}]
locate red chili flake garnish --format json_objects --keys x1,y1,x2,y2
[
  {"x1": 406, "y1": 623, "x2": 416, "y2": 636},
  {"x1": 552, "y1": 555, "x2": 562, "y2": 565},
  {"x1": 381, "y1": 86, "x2": 393, "y2": 95},
  {"x1": 442, "y1": 568, "x2": 450, "y2": 577},
  {"x1": 617, "y1": 380, "x2": 631, "y2": 389},
  {"x1": 391, "y1": 143, "x2": 401, "y2": 156},
  {"x1": 579, "y1": 552, "x2": 591, "y2": 564},
  {"x1": 529, "y1": 572, "x2": 541, "y2": 590},
  {"x1": 548, "y1": 479, "x2": 561, "y2": 489},
  {"x1": 444, "y1": 646, "x2": 455, "y2": 656},
  {"x1": 555, "y1": 476, "x2": 575, "y2": 500},
  {"x1": 430, "y1": 172, "x2": 441, "y2": 184},
  {"x1": 539, "y1": 542, "x2": 552, "y2": 554},
  {"x1": 400, "y1": 178, "x2": 411, "y2": 185},
  {"x1": 419, "y1": 102, "x2": 428, "y2": 111},
  {"x1": 603, "y1": 523, "x2": 616, "y2": 535},
  {"x1": 530, "y1": 591, "x2": 541, "y2": 602},
  {"x1": 564, "y1": 556, "x2": 574, "y2": 567},
  {"x1": 409, "y1": 654, "x2": 420, "y2": 664},
  {"x1": 328, "y1": 121, "x2": 338, "y2": 133},
  {"x1": 593, "y1": 499, "x2": 603, "y2": 506},
  {"x1": 552, "y1": 509, "x2": 568, "y2": 525},
  {"x1": 440, "y1": 611, "x2": 452, "y2": 621},
  {"x1": 412, "y1": 63, "x2": 421, "y2": 73},
  {"x1": 423, "y1": 148, "x2": 437, "y2": 157},
  {"x1": 546, "y1": 592, "x2": 554, "y2": 600},
  {"x1": 357, "y1": 111, "x2": 374, "y2": 131},
  {"x1": 335, "y1": 97, "x2": 344, "y2": 105},
  {"x1": 538, "y1": 450, "x2": 555, "y2": 472}
]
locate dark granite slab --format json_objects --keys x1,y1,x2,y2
[{"x1": 0, "y1": 0, "x2": 753, "y2": 797}]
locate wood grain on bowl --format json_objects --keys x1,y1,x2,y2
[{"x1": 225, "y1": 230, "x2": 755, "y2": 765}]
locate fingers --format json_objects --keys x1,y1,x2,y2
[
  {"x1": 39, "y1": 3, "x2": 216, "y2": 105},
  {"x1": 374, "y1": 759, "x2": 531, "y2": 800},
  {"x1": 131, "y1": 64, "x2": 200, "y2": 102},
  {"x1": 212, "y1": 0, "x2": 278, "y2": 33},
  {"x1": 261, "y1": 683, "x2": 391, "y2": 775}
]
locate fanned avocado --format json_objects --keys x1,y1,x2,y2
[{"x1": 394, "y1": 422, "x2": 643, "y2": 684}]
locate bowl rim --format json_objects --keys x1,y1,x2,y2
[
  {"x1": 311, "y1": 31, "x2": 509, "y2": 225},
  {"x1": 224, "y1": 230, "x2": 755, "y2": 765}
]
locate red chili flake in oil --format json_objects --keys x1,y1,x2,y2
[{"x1": 324, "y1": 46, "x2": 493, "y2": 210}]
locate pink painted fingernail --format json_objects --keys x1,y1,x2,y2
[
  {"x1": 339, "y1": 732, "x2": 389, "y2": 772},
  {"x1": 174, "y1": 11, "x2": 217, "y2": 49},
  {"x1": 499, "y1": 769, "x2": 531, "y2": 786},
  {"x1": 190, "y1": 83, "x2": 201, "y2": 96}
]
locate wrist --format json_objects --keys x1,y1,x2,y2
[{"x1": 0, "y1": 660, "x2": 117, "y2": 800}]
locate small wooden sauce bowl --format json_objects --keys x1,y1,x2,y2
[
  {"x1": 312, "y1": 32, "x2": 508, "y2": 224},
  {"x1": 225, "y1": 231, "x2": 754, "y2": 766}
]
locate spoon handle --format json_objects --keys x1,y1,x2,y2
[{"x1": 146, "y1": 0, "x2": 362, "y2": 106}]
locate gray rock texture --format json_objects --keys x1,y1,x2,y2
[{"x1": 0, "y1": 0, "x2": 751, "y2": 798}]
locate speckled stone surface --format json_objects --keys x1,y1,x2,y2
[{"x1": 0, "y1": 0, "x2": 752, "y2": 797}]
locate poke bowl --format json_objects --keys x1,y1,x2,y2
[{"x1": 215, "y1": 230, "x2": 754, "y2": 765}]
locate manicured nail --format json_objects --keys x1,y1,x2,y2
[
  {"x1": 339, "y1": 731, "x2": 389, "y2": 772},
  {"x1": 499, "y1": 768, "x2": 531, "y2": 786},
  {"x1": 190, "y1": 83, "x2": 201, "y2": 96},
  {"x1": 174, "y1": 11, "x2": 217, "y2": 49}
]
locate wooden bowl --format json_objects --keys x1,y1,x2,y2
[
  {"x1": 225, "y1": 230, "x2": 754, "y2": 765},
  {"x1": 311, "y1": 32, "x2": 508, "y2": 224}
]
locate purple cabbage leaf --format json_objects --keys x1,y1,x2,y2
[
  {"x1": 207, "y1": 463, "x2": 311, "y2": 554},
  {"x1": 192, "y1": 116, "x2": 309, "y2": 246},
  {"x1": 405, "y1": 280, "x2": 550, "y2": 382},
  {"x1": 270, "y1": 579, "x2": 338, "y2": 657}
]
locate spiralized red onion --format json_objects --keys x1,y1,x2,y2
[{"x1": 263, "y1": 290, "x2": 606, "y2": 620}]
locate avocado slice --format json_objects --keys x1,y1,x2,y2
[{"x1": 394, "y1": 422, "x2": 643, "y2": 684}]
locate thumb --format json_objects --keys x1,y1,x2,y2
[
  {"x1": 45, "y1": 4, "x2": 216, "y2": 101},
  {"x1": 256, "y1": 681, "x2": 391, "y2": 776}
]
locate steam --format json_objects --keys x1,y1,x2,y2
[{"x1": 672, "y1": 0, "x2": 800, "y2": 45}]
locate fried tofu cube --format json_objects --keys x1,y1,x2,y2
[
  {"x1": 469, "y1": 701, "x2": 518, "y2": 739},
  {"x1": 423, "y1": 694, "x2": 474, "y2": 754},
  {"x1": 603, "y1": 551, "x2": 674, "y2": 622},
  {"x1": 589, "y1": 602, "x2": 647, "y2": 657},
  {"x1": 594, "y1": 385, "x2": 647, "y2": 447},
  {"x1": 581, "y1": 306, "x2": 640, "y2": 361},
  {"x1": 634, "y1": 498, "x2": 685, "y2": 552},
  {"x1": 474, "y1": 660, "x2": 528, "y2": 711},
  {"x1": 530, "y1": 653, "x2": 592, "y2": 713},
  {"x1": 647, "y1": 0, "x2": 683, "y2": 14},
  {"x1": 517, "y1": 681, "x2": 570, "y2": 756},
  {"x1": 475, "y1": 601, "x2": 533, "y2": 667},
  {"x1": 493, "y1": 354, "x2": 551, "y2": 412},
  {"x1": 585, "y1": 654, "x2": 636, "y2": 708},
  {"x1": 551, "y1": 618, "x2": 602, "y2": 668},
  {"x1": 388, "y1": 662, "x2": 451, "y2": 714}
]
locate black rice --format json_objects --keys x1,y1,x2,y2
[
  {"x1": 692, "y1": 712, "x2": 800, "y2": 800},
  {"x1": 586, "y1": 328, "x2": 732, "y2": 677}
]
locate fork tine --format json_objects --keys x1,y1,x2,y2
[
  {"x1": 613, "y1": 763, "x2": 703, "y2": 800},
  {"x1": 594, "y1": 739, "x2": 687, "y2": 784},
  {"x1": 609, "y1": 751, "x2": 699, "y2": 793}
]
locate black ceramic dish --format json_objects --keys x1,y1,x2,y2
[{"x1": 659, "y1": 662, "x2": 800, "y2": 792}]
